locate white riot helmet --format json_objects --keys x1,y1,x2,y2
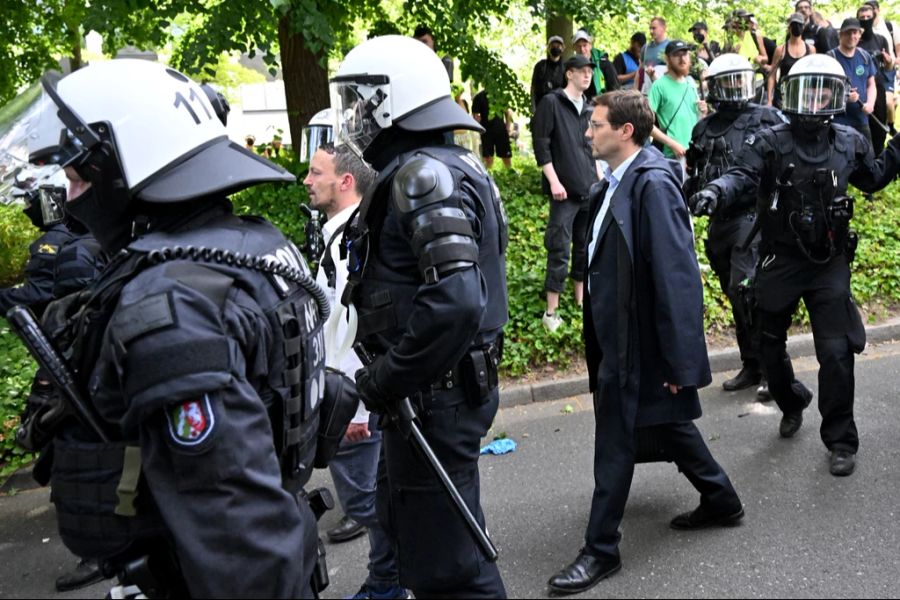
[
  {"x1": 705, "y1": 54, "x2": 756, "y2": 106},
  {"x1": 780, "y1": 54, "x2": 848, "y2": 116},
  {"x1": 24, "y1": 59, "x2": 292, "y2": 203},
  {"x1": 299, "y1": 108, "x2": 334, "y2": 163},
  {"x1": 330, "y1": 35, "x2": 481, "y2": 158}
]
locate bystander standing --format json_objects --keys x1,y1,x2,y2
[
  {"x1": 650, "y1": 41, "x2": 707, "y2": 162},
  {"x1": 614, "y1": 33, "x2": 646, "y2": 90},
  {"x1": 532, "y1": 54, "x2": 599, "y2": 332}
]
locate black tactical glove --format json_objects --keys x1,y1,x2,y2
[
  {"x1": 17, "y1": 378, "x2": 69, "y2": 452},
  {"x1": 354, "y1": 361, "x2": 392, "y2": 415},
  {"x1": 689, "y1": 188, "x2": 719, "y2": 216}
]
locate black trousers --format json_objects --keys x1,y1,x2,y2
[
  {"x1": 705, "y1": 212, "x2": 760, "y2": 369},
  {"x1": 583, "y1": 382, "x2": 741, "y2": 560},
  {"x1": 544, "y1": 198, "x2": 591, "y2": 293},
  {"x1": 375, "y1": 386, "x2": 506, "y2": 599},
  {"x1": 756, "y1": 250, "x2": 865, "y2": 452}
]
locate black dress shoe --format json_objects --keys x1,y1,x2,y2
[
  {"x1": 55, "y1": 559, "x2": 104, "y2": 592},
  {"x1": 670, "y1": 504, "x2": 744, "y2": 530},
  {"x1": 326, "y1": 516, "x2": 366, "y2": 543},
  {"x1": 722, "y1": 365, "x2": 762, "y2": 391},
  {"x1": 547, "y1": 551, "x2": 621, "y2": 595},
  {"x1": 830, "y1": 450, "x2": 856, "y2": 476},
  {"x1": 779, "y1": 411, "x2": 803, "y2": 438}
]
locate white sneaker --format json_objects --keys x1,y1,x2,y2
[{"x1": 542, "y1": 311, "x2": 563, "y2": 332}]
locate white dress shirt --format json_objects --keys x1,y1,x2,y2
[
  {"x1": 315, "y1": 202, "x2": 368, "y2": 424},
  {"x1": 587, "y1": 148, "x2": 642, "y2": 267}
]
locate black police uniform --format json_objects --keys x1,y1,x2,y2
[
  {"x1": 686, "y1": 103, "x2": 785, "y2": 380},
  {"x1": 44, "y1": 201, "x2": 326, "y2": 598},
  {"x1": 349, "y1": 140, "x2": 508, "y2": 598},
  {"x1": 0, "y1": 225, "x2": 78, "y2": 319},
  {"x1": 706, "y1": 122, "x2": 900, "y2": 454}
]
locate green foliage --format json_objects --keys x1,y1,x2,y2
[
  {"x1": 0, "y1": 203, "x2": 38, "y2": 287},
  {"x1": 849, "y1": 181, "x2": 900, "y2": 315},
  {"x1": 0, "y1": 321, "x2": 36, "y2": 481},
  {"x1": 491, "y1": 161, "x2": 583, "y2": 376},
  {"x1": 230, "y1": 160, "x2": 311, "y2": 247}
]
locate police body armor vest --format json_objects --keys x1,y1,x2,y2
[
  {"x1": 760, "y1": 123, "x2": 857, "y2": 257},
  {"x1": 693, "y1": 104, "x2": 777, "y2": 218},
  {"x1": 49, "y1": 211, "x2": 325, "y2": 561},
  {"x1": 352, "y1": 145, "x2": 509, "y2": 350}
]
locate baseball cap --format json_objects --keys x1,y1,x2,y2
[
  {"x1": 564, "y1": 54, "x2": 596, "y2": 71},
  {"x1": 665, "y1": 40, "x2": 696, "y2": 55},
  {"x1": 788, "y1": 13, "x2": 805, "y2": 25},
  {"x1": 573, "y1": 29, "x2": 592, "y2": 44},
  {"x1": 689, "y1": 21, "x2": 708, "y2": 32},
  {"x1": 548, "y1": 35, "x2": 564, "y2": 45},
  {"x1": 840, "y1": 17, "x2": 862, "y2": 32}
]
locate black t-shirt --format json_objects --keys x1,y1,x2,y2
[{"x1": 472, "y1": 91, "x2": 504, "y2": 130}]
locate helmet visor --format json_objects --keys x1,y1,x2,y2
[
  {"x1": 708, "y1": 71, "x2": 756, "y2": 103},
  {"x1": 299, "y1": 124, "x2": 334, "y2": 163},
  {"x1": 0, "y1": 84, "x2": 51, "y2": 203},
  {"x1": 781, "y1": 75, "x2": 847, "y2": 115},
  {"x1": 329, "y1": 76, "x2": 392, "y2": 157}
]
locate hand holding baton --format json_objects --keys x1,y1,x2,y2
[
  {"x1": 353, "y1": 343, "x2": 498, "y2": 563},
  {"x1": 6, "y1": 305, "x2": 110, "y2": 442}
]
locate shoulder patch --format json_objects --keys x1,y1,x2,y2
[
  {"x1": 37, "y1": 243, "x2": 59, "y2": 255},
  {"x1": 167, "y1": 395, "x2": 215, "y2": 446}
]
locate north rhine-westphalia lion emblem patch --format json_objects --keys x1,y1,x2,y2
[{"x1": 167, "y1": 395, "x2": 215, "y2": 446}]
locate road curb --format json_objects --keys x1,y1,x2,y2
[{"x1": 498, "y1": 318, "x2": 900, "y2": 410}]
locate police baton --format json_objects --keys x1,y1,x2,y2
[
  {"x1": 6, "y1": 305, "x2": 110, "y2": 442},
  {"x1": 857, "y1": 100, "x2": 890, "y2": 133},
  {"x1": 354, "y1": 343, "x2": 499, "y2": 563}
]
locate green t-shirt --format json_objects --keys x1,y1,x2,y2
[{"x1": 648, "y1": 74, "x2": 699, "y2": 158}]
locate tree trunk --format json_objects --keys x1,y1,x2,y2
[
  {"x1": 546, "y1": 13, "x2": 573, "y2": 59},
  {"x1": 278, "y1": 15, "x2": 329, "y2": 157}
]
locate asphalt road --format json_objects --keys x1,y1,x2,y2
[{"x1": 2, "y1": 341, "x2": 899, "y2": 599}]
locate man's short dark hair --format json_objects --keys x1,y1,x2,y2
[
  {"x1": 858, "y1": 4, "x2": 874, "y2": 17},
  {"x1": 414, "y1": 25, "x2": 433, "y2": 39},
  {"x1": 795, "y1": 0, "x2": 812, "y2": 8},
  {"x1": 865, "y1": 0, "x2": 879, "y2": 9},
  {"x1": 319, "y1": 143, "x2": 376, "y2": 196},
  {"x1": 591, "y1": 90, "x2": 655, "y2": 145},
  {"x1": 631, "y1": 32, "x2": 647, "y2": 46}
]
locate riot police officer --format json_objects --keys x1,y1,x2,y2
[
  {"x1": 691, "y1": 54, "x2": 900, "y2": 477},
  {"x1": 0, "y1": 168, "x2": 102, "y2": 319},
  {"x1": 332, "y1": 35, "x2": 509, "y2": 598},
  {"x1": 0, "y1": 167, "x2": 106, "y2": 592},
  {"x1": 19, "y1": 60, "x2": 332, "y2": 597},
  {"x1": 685, "y1": 54, "x2": 785, "y2": 396}
]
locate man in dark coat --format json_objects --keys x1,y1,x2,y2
[{"x1": 547, "y1": 90, "x2": 743, "y2": 596}]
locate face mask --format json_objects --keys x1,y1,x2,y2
[
  {"x1": 860, "y1": 18, "x2": 874, "y2": 33},
  {"x1": 66, "y1": 186, "x2": 134, "y2": 253},
  {"x1": 693, "y1": 32, "x2": 705, "y2": 44},
  {"x1": 790, "y1": 23, "x2": 803, "y2": 37},
  {"x1": 549, "y1": 46, "x2": 563, "y2": 58}
]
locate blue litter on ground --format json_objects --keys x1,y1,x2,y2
[{"x1": 480, "y1": 438, "x2": 517, "y2": 455}]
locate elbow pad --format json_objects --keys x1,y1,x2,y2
[{"x1": 392, "y1": 156, "x2": 479, "y2": 284}]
